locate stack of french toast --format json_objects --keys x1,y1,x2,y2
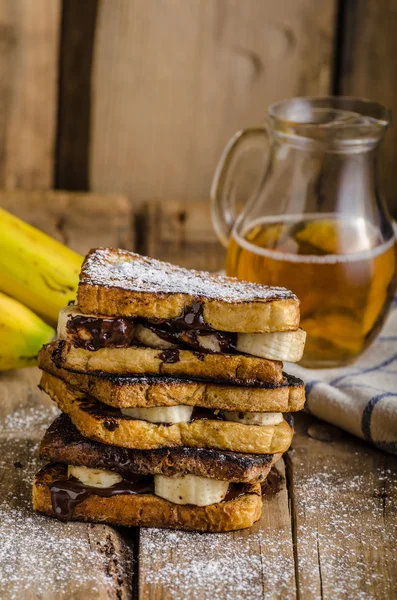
[{"x1": 33, "y1": 248, "x2": 306, "y2": 532}]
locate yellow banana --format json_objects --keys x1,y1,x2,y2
[
  {"x1": 0, "y1": 208, "x2": 83, "y2": 325},
  {"x1": 0, "y1": 292, "x2": 54, "y2": 371}
]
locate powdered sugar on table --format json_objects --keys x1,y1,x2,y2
[{"x1": 0, "y1": 397, "x2": 132, "y2": 599}]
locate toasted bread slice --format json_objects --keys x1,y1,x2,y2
[
  {"x1": 39, "y1": 344, "x2": 305, "y2": 412},
  {"x1": 33, "y1": 464, "x2": 262, "y2": 531},
  {"x1": 77, "y1": 249, "x2": 299, "y2": 333},
  {"x1": 40, "y1": 415, "x2": 282, "y2": 482},
  {"x1": 49, "y1": 340, "x2": 283, "y2": 385},
  {"x1": 40, "y1": 373, "x2": 294, "y2": 454}
]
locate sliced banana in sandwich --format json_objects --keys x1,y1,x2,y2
[
  {"x1": 223, "y1": 411, "x2": 283, "y2": 426},
  {"x1": 135, "y1": 326, "x2": 306, "y2": 361},
  {"x1": 134, "y1": 324, "x2": 177, "y2": 349},
  {"x1": 57, "y1": 305, "x2": 81, "y2": 340},
  {"x1": 154, "y1": 474, "x2": 229, "y2": 506},
  {"x1": 68, "y1": 465, "x2": 122, "y2": 488},
  {"x1": 195, "y1": 334, "x2": 222, "y2": 353},
  {"x1": 121, "y1": 405, "x2": 193, "y2": 423},
  {"x1": 236, "y1": 329, "x2": 306, "y2": 362}
]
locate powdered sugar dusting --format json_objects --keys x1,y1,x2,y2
[
  {"x1": 139, "y1": 457, "x2": 397, "y2": 599},
  {"x1": 0, "y1": 412, "x2": 132, "y2": 598},
  {"x1": 140, "y1": 526, "x2": 295, "y2": 599},
  {"x1": 81, "y1": 248, "x2": 296, "y2": 301},
  {"x1": 1, "y1": 404, "x2": 60, "y2": 436},
  {"x1": 293, "y1": 460, "x2": 397, "y2": 599}
]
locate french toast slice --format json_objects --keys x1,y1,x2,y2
[
  {"x1": 33, "y1": 464, "x2": 262, "y2": 532},
  {"x1": 39, "y1": 344, "x2": 305, "y2": 412},
  {"x1": 77, "y1": 248, "x2": 299, "y2": 333},
  {"x1": 40, "y1": 372, "x2": 294, "y2": 454},
  {"x1": 40, "y1": 414, "x2": 282, "y2": 482},
  {"x1": 49, "y1": 340, "x2": 283, "y2": 385}
]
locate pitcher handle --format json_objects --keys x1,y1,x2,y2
[{"x1": 210, "y1": 126, "x2": 270, "y2": 247}]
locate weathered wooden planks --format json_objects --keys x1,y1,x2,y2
[
  {"x1": 89, "y1": 0, "x2": 336, "y2": 203},
  {"x1": 290, "y1": 413, "x2": 397, "y2": 599},
  {"x1": 0, "y1": 0, "x2": 61, "y2": 189},
  {"x1": 56, "y1": 0, "x2": 98, "y2": 190},
  {"x1": 141, "y1": 200, "x2": 226, "y2": 272},
  {"x1": 138, "y1": 461, "x2": 297, "y2": 600},
  {"x1": 339, "y1": 0, "x2": 397, "y2": 217},
  {"x1": 0, "y1": 192, "x2": 135, "y2": 599},
  {"x1": 0, "y1": 189, "x2": 133, "y2": 254}
]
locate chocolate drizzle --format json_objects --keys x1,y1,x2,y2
[
  {"x1": 146, "y1": 302, "x2": 237, "y2": 353},
  {"x1": 66, "y1": 315, "x2": 136, "y2": 351},
  {"x1": 50, "y1": 475, "x2": 154, "y2": 521},
  {"x1": 261, "y1": 467, "x2": 284, "y2": 497},
  {"x1": 103, "y1": 419, "x2": 119, "y2": 432},
  {"x1": 223, "y1": 483, "x2": 249, "y2": 502},
  {"x1": 159, "y1": 348, "x2": 180, "y2": 363}
]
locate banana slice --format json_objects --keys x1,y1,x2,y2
[
  {"x1": 57, "y1": 305, "x2": 80, "y2": 340},
  {"x1": 134, "y1": 324, "x2": 177, "y2": 349},
  {"x1": 154, "y1": 474, "x2": 229, "y2": 506},
  {"x1": 223, "y1": 411, "x2": 283, "y2": 426},
  {"x1": 236, "y1": 329, "x2": 306, "y2": 362},
  {"x1": 68, "y1": 465, "x2": 122, "y2": 488},
  {"x1": 121, "y1": 405, "x2": 193, "y2": 423},
  {"x1": 196, "y1": 334, "x2": 221, "y2": 352}
]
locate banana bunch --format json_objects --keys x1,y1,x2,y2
[
  {"x1": 0, "y1": 208, "x2": 83, "y2": 371},
  {"x1": 0, "y1": 292, "x2": 54, "y2": 371}
]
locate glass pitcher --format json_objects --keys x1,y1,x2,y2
[{"x1": 211, "y1": 96, "x2": 397, "y2": 368}]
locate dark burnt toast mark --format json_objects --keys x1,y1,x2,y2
[
  {"x1": 48, "y1": 341, "x2": 300, "y2": 388},
  {"x1": 40, "y1": 414, "x2": 277, "y2": 482}
]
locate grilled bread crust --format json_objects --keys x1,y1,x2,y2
[
  {"x1": 39, "y1": 344, "x2": 305, "y2": 413},
  {"x1": 40, "y1": 414, "x2": 282, "y2": 483},
  {"x1": 49, "y1": 340, "x2": 283, "y2": 385},
  {"x1": 77, "y1": 249, "x2": 300, "y2": 333},
  {"x1": 40, "y1": 373, "x2": 294, "y2": 454},
  {"x1": 33, "y1": 464, "x2": 262, "y2": 532}
]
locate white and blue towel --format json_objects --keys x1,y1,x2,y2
[{"x1": 289, "y1": 296, "x2": 397, "y2": 455}]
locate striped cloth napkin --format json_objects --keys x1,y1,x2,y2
[{"x1": 289, "y1": 296, "x2": 397, "y2": 455}]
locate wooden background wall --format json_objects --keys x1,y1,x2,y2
[{"x1": 0, "y1": 0, "x2": 396, "y2": 215}]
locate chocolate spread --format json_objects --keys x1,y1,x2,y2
[
  {"x1": 66, "y1": 315, "x2": 136, "y2": 350},
  {"x1": 50, "y1": 474, "x2": 250, "y2": 521},
  {"x1": 158, "y1": 348, "x2": 180, "y2": 363},
  {"x1": 67, "y1": 302, "x2": 238, "y2": 354},
  {"x1": 50, "y1": 474, "x2": 154, "y2": 521},
  {"x1": 261, "y1": 467, "x2": 284, "y2": 497},
  {"x1": 190, "y1": 407, "x2": 224, "y2": 421}
]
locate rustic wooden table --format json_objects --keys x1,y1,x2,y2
[{"x1": 1, "y1": 191, "x2": 396, "y2": 600}]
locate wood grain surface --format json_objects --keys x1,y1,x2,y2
[
  {"x1": 138, "y1": 461, "x2": 296, "y2": 600},
  {"x1": 1, "y1": 192, "x2": 397, "y2": 599},
  {"x1": 141, "y1": 200, "x2": 226, "y2": 272},
  {"x1": 0, "y1": 0, "x2": 60, "y2": 189},
  {"x1": 290, "y1": 413, "x2": 397, "y2": 600},
  {"x1": 56, "y1": 0, "x2": 98, "y2": 190},
  {"x1": 89, "y1": 0, "x2": 336, "y2": 204}
]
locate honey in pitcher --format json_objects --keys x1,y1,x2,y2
[{"x1": 227, "y1": 215, "x2": 397, "y2": 367}]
